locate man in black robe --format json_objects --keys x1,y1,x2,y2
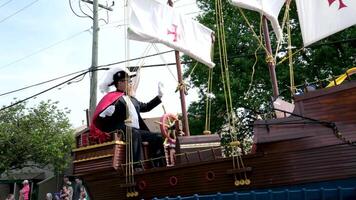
[{"x1": 92, "y1": 67, "x2": 164, "y2": 167}]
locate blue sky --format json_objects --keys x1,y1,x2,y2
[{"x1": 0, "y1": 0, "x2": 200, "y2": 127}]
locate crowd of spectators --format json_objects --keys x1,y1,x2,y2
[
  {"x1": 3, "y1": 176, "x2": 87, "y2": 200},
  {"x1": 50, "y1": 176, "x2": 87, "y2": 200}
]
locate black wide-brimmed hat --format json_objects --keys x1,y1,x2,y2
[{"x1": 99, "y1": 66, "x2": 136, "y2": 93}]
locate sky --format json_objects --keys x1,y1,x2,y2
[{"x1": 0, "y1": 0, "x2": 201, "y2": 128}]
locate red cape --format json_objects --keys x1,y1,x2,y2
[{"x1": 90, "y1": 91, "x2": 124, "y2": 143}]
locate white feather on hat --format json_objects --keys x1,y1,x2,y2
[{"x1": 99, "y1": 66, "x2": 134, "y2": 93}]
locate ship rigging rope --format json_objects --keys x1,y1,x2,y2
[
  {"x1": 286, "y1": 2, "x2": 296, "y2": 95},
  {"x1": 257, "y1": 107, "x2": 356, "y2": 147},
  {"x1": 129, "y1": 43, "x2": 154, "y2": 96},
  {"x1": 287, "y1": 66, "x2": 355, "y2": 90},
  {"x1": 236, "y1": 7, "x2": 269, "y2": 55},
  {"x1": 215, "y1": 0, "x2": 233, "y2": 131},
  {"x1": 152, "y1": 43, "x2": 192, "y2": 103},
  {"x1": 204, "y1": 68, "x2": 213, "y2": 132},
  {"x1": 152, "y1": 44, "x2": 178, "y2": 82},
  {"x1": 187, "y1": 62, "x2": 199, "y2": 78},
  {"x1": 245, "y1": 15, "x2": 264, "y2": 97},
  {"x1": 276, "y1": 47, "x2": 304, "y2": 66},
  {"x1": 272, "y1": 0, "x2": 296, "y2": 95},
  {"x1": 237, "y1": 0, "x2": 298, "y2": 95},
  {"x1": 273, "y1": 0, "x2": 291, "y2": 61},
  {"x1": 215, "y1": 0, "x2": 234, "y2": 177},
  {"x1": 124, "y1": 0, "x2": 137, "y2": 197},
  {"x1": 216, "y1": 0, "x2": 249, "y2": 186},
  {"x1": 210, "y1": 97, "x2": 356, "y2": 148}
]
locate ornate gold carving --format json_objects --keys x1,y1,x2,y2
[
  {"x1": 73, "y1": 140, "x2": 125, "y2": 152},
  {"x1": 73, "y1": 154, "x2": 114, "y2": 163}
]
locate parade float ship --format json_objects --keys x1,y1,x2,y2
[
  {"x1": 73, "y1": 78, "x2": 356, "y2": 200},
  {"x1": 72, "y1": 0, "x2": 356, "y2": 199}
]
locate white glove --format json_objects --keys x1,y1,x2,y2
[
  {"x1": 99, "y1": 105, "x2": 115, "y2": 118},
  {"x1": 158, "y1": 82, "x2": 164, "y2": 98}
]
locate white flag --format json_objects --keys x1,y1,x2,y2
[
  {"x1": 128, "y1": 0, "x2": 215, "y2": 68},
  {"x1": 296, "y1": 0, "x2": 356, "y2": 47},
  {"x1": 228, "y1": 0, "x2": 285, "y2": 41}
]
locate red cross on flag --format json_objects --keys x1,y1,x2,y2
[
  {"x1": 228, "y1": 0, "x2": 286, "y2": 42},
  {"x1": 296, "y1": 0, "x2": 356, "y2": 46},
  {"x1": 128, "y1": 0, "x2": 215, "y2": 68}
]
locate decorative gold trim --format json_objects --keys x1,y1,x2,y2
[
  {"x1": 72, "y1": 140, "x2": 125, "y2": 152},
  {"x1": 180, "y1": 142, "x2": 221, "y2": 149},
  {"x1": 73, "y1": 154, "x2": 114, "y2": 163}
]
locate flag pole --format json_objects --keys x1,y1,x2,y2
[
  {"x1": 262, "y1": 16, "x2": 279, "y2": 99},
  {"x1": 167, "y1": 0, "x2": 190, "y2": 136}
]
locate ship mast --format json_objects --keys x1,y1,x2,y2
[
  {"x1": 262, "y1": 16, "x2": 279, "y2": 99},
  {"x1": 167, "y1": 0, "x2": 191, "y2": 136}
]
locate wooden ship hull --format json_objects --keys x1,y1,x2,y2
[{"x1": 73, "y1": 81, "x2": 356, "y2": 199}]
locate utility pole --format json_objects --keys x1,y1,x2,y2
[
  {"x1": 88, "y1": 0, "x2": 99, "y2": 122},
  {"x1": 84, "y1": 0, "x2": 113, "y2": 122}
]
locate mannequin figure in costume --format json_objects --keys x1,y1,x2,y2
[{"x1": 90, "y1": 66, "x2": 164, "y2": 166}]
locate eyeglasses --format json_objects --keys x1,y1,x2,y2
[{"x1": 118, "y1": 79, "x2": 132, "y2": 83}]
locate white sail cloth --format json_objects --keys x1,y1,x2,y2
[
  {"x1": 296, "y1": 0, "x2": 356, "y2": 47},
  {"x1": 128, "y1": 0, "x2": 215, "y2": 68},
  {"x1": 228, "y1": 0, "x2": 285, "y2": 42}
]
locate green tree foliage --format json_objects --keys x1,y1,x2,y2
[
  {"x1": 185, "y1": 0, "x2": 356, "y2": 149},
  {"x1": 0, "y1": 100, "x2": 74, "y2": 174}
]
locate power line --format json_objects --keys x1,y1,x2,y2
[
  {"x1": 0, "y1": 0, "x2": 13, "y2": 9},
  {"x1": 310, "y1": 37, "x2": 356, "y2": 48},
  {"x1": 0, "y1": 59, "x2": 182, "y2": 111},
  {"x1": 78, "y1": 0, "x2": 94, "y2": 20},
  {"x1": 0, "y1": 8, "x2": 196, "y2": 71},
  {"x1": 0, "y1": 29, "x2": 91, "y2": 71},
  {"x1": 98, "y1": 50, "x2": 175, "y2": 68},
  {"x1": 0, "y1": 70, "x2": 90, "y2": 112},
  {"x1": 0, "y1": 62, "x2": 179, "y2": 112},
  {"x1": 0, "y1": 62, "x2": 188, "y2": 111},
  {"x1": 128, "y1": 61, "x2": 190, "y2": 70},
  {"x1": 2, "y1": 35, "x2": 354, "y2": 99},
  {"x1": 0, "y1": 69, "x2": 87, "y2": 97},
  {"x1": 0, "y1": 0, "x2": 39, "y2": 24},
  {"x1": 0, "y1": 21, "x2": 122, "y2": 71},
  {"x1": 69, "y1": 0, "x2": 89, "y2": 18},
  {"x1": 0, "y1": 50, "x2": 174, "y2": 98}
]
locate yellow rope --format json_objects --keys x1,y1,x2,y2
[
  {"x1": 276, "y1": 47, "x2": 304, "y2": 66},
  {"x1": 290, "y1": 74, "x2": 347, "y2": 90},
  {"x1": 245, "y1": 15, "x2": 264, "y2": 97},
  {"x1": 216, "y1": 0, "x2": 249, "y2": 185},
  {"x1": 188, "y1": 62, "x2": 199, "y2": 78},
  {"x1": 236, "y1": 7, "x2": 284, "y2": 88},
  {"x1": 185, "y1": 61, "x2": 212, "y2": 133},
  {"x1": 273, "y1": 0, "x2": 291, "y2": 61},
  {"x1": 286, "y1": 4, "x2": 295, "y2": 95},
  {"x1": 208, "y1": 68, "x2": 213, "y2": 131},
  {"x1": 215, "y1": 0, "x2": 233, "y2": 173},
  {"x1": 124, "y1": 0, "x2": 135, "y2": 195},
  {"x1": 220, "y1": 4, "x2": 235, "y2": 133},
  {"x1": 215, "y1": 0, "x2": 231, "y2": 128},
  {"x1": 237, "y1": 7, "x2": 268, "y2": 54},
  {"x1": 265, "y1": 54, "x2": 275, "y2": 65},
  {"x1": 204, "y1": 70, "x2": 210, "y2": 131},
  {"x1": 205, "y1": 68, "x2": 213, "y2": 132}
]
